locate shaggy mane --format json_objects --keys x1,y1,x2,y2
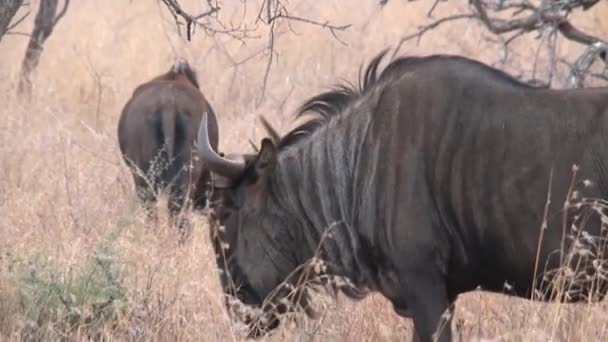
[
  {"x1": 275, "y1": 48, "x2": 536, "y2": 150},
  {"x1": 276, "y1": 49, "x2": 390, "y2": 149}
]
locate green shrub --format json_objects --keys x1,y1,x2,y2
[{"x1": 11, "y1": 234, "x2": 127, "y2": 340}]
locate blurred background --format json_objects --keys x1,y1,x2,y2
[{"x1": 0, "y1": 1, "x2": 607, "y2": 340}]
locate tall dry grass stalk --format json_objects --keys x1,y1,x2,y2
[{"x1": 1, "y1": 1, "x2": 608, "y2": 341}]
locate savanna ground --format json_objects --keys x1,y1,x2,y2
[{"x1": 1, "y1": 1, "x2": 608, "y2": 341}]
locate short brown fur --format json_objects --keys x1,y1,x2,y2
[{"x1": 118, "y1": 59, "x2": 219, "y2": 242}]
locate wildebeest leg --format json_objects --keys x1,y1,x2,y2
[{"x1": 399, "y1": 269, "x2": 453, "y2": 342}]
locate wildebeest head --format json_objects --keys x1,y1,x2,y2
[
  {"x1": 198, "y1": 112, "x2": 367, "y2": 337},
  {"x1": 197, "y1": 114, "x2": 306, "y2": 336}
]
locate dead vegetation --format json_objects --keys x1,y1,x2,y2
[{"x1": 1, "y1": 1, "x2": 608, "y2": 341}]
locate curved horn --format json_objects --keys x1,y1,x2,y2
[
  {"x1": 260, "y1": 115, "x2": 281, "y2": 144},
  {"x1": 197, "y1": 112, "x2": 246, "y2": 179}
]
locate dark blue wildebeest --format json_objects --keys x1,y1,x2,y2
[
  {"x1": 197, "y1": 50, "x2": 608, "y2": 341},
  {"x1": 118, "y1": 58, "x2": 219, "y2": 242}
]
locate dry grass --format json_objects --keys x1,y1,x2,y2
[{"x1": 1, "y1": 1, "x2": 608, "y2": 341}]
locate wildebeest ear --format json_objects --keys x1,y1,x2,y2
[{"x1": 254, "y1": 138, "x2": 277, "y2": 176}]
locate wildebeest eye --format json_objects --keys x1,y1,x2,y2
[{"x1": 218, "y1": 207, "x2": 234, "y2": 223}]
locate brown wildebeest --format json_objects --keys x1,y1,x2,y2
[{"x1": 118, "y1": 58, "x2": 219, "y2": 242}]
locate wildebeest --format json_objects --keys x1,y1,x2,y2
[
  {"x1": 118, "y1": 58, "x2": 219, "y2": 241},
  {"x1": 197, "y1": 50, "x2": 608, "y2": 341}
]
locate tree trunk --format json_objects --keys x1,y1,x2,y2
[
  {"x1": 18, "y1": 0, "x2": 68, "y2": 98},
  {"x1": 0, "y1": 0, "x2": 24, "y2": 42}
]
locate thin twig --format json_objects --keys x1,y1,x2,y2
[
  {"x1": 6, "y1": 9, "x2": 30, "y2": 31},
  {"x1": 393, "y1": 14, "x2": 476, "y2": 57},
  {"x1": 4, "y1": 31, "x2": 30, "y2": 37},
  {"x1": 159, "y1": 0, "x2": 223, "y2": 41},
  {"x1": 259, "y1": 20, "x2": 277, "y2": 105},
  {"x1": 53, "y1": 0, "x2": 69, "y2": 25},
  {"x1": 427, "y1": 0, "x2": 442, "y2": 17}
]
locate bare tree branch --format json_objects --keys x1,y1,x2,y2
[
  {"x1": 568, "y1": 41, "x2": 608, "y2": 88},
  {"x1": 397, "y1": 0, "x2": 607, "y2": 87},
  {"x1": 260, "y1": 20, "x2": 277, "y2": 104},
  {"x1": 471, "y1": 0, "x2": 555, "y2": 34},
  {"x1": 393, "y1": 14, "x2": 476, "y2": 57},
  {"x1": 253, "y1": 0, "x2": 349, "y2": 102},
  {"x1": 18, "y1": 0, "x2": 70, "y2": 98},
  {"x1": 159, "y1": 0, "x2": 255, "y2": 41},
  {"x1": 159, "y1": 0, "x2": 349, "y2": 104},
  {"x1": 6, "y1": 6, "x2": 29, "y2": 32},
  {"x1": 428, "y1": 0, "x2": 443, "y2": 17},
  {"x1": 0, "y1": 0, "x2": 24, "y2": 41},
  {"x1": 53, "y1": 0, "x2": 69, "y2": 25},
  {"x1": 557, "y1": 20, "x2": 604, "y2": 47},
  {"x1": 268, "y1": 13, "x2": 351, "y2": 33},
  {"x1": 4, "y1": 31, "x2": 29, "y2": 37}
]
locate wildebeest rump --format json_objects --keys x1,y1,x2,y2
[
  {"x1": 118, "y1": 58, "x2": 219, "y2": 239},
  {"x1": 197, "y1": 50, "x2": 608, "y2": 341}
]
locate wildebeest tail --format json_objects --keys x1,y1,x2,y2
[
  {"x1": 171, "y1": 58, "x2": 200, "y2": 89},
  {"x1": 158, "y1": 110, "x2": 178, "y2": 188},
  {"x1": 160, "y1": 110, "x2": 191, "y2": 217},
  {"x1": 172, "y1": 58, "x2": 188, "y2": 74}
]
